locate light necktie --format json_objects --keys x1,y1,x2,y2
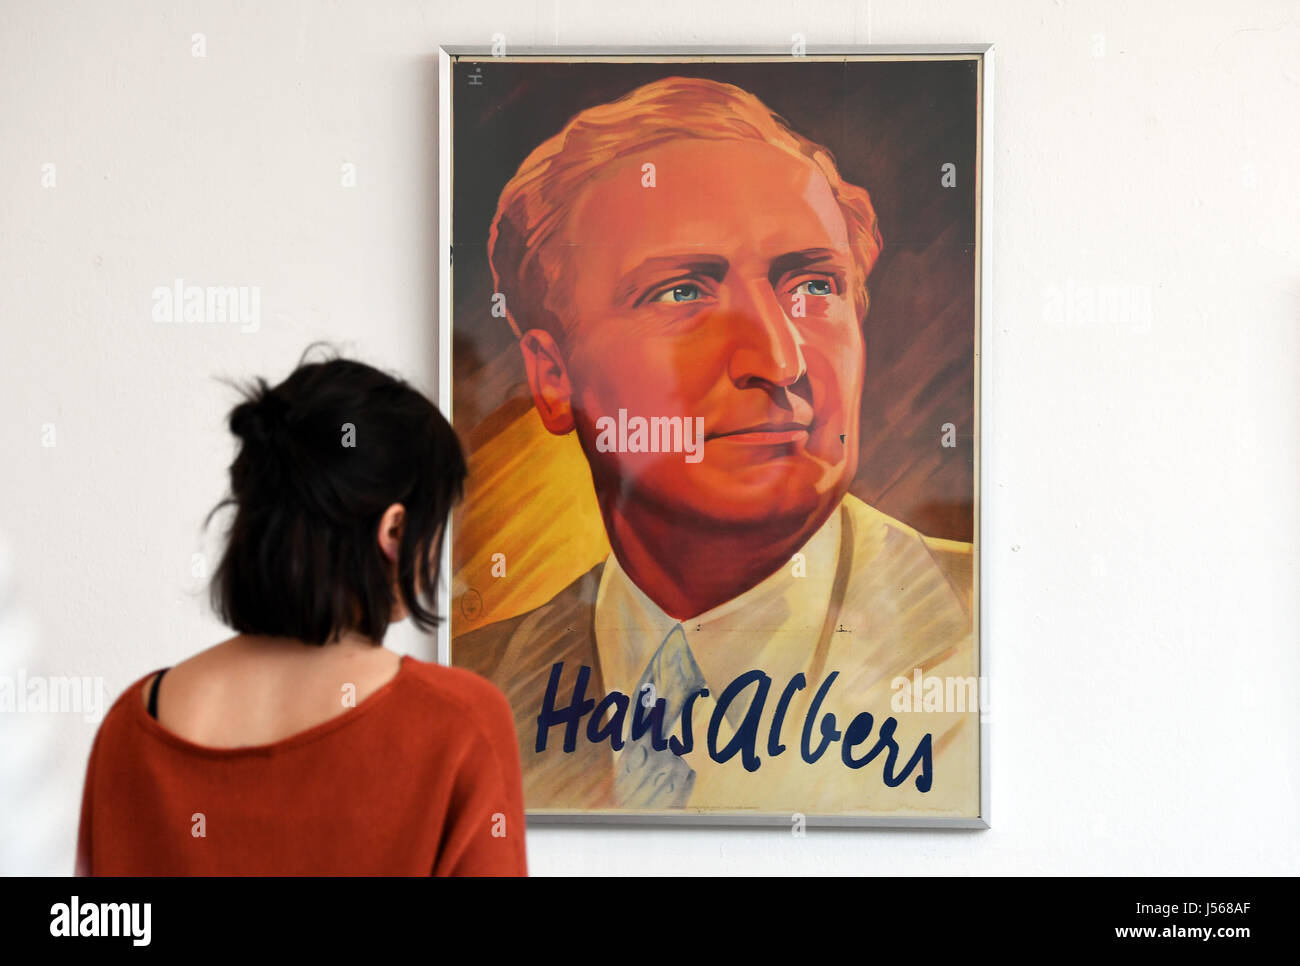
[{"x1": 614, "y1": 622, "x2": 707, "y2": 808}]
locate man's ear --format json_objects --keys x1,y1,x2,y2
[
  {"x1": 519, "y1": 328, "x2": 576, "y2": 435},
  {"x1": 377, "y1": 503, "x2": 406, "y2": 565}
]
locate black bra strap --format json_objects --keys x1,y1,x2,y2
[{"x1": 147, "y1": 668, "x2": 170, "y2": 721}]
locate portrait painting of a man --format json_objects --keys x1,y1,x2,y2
[{"x1": 444, "y1": 52, "x2": 987, "y2": 822}]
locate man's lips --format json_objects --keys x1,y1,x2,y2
[{"x1": 706, "y1": 421, "x2": 812, "y2": 444}]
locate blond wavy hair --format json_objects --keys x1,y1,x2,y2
[{"x1": 487, "y1": 76, "x2": 884, "y2": 347}]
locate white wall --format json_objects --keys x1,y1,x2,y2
[{"x1": 1, "y1": 0, "x2": 1296, "y2": 875}]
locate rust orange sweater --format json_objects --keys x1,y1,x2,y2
[{"x1": 75, "y1": 655, "x2": 527, "y2": 876}]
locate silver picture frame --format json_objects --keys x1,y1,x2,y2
[{"x1": 437, "y1": 43, "x2": 993, "y2": 829}]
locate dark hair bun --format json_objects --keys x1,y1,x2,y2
[
  {"x1": 226, "y1": 379, "x2": 305, "y2": 506},
  {"x1": 229, "y1": 380, "x2": 291, "y2": 448}
]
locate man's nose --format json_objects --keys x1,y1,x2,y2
[{"x1": 724, "y1": 279, "x2": 808, "y2": 389}]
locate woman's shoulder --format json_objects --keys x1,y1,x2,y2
[
  {"x1": 399, "y1": 658, "x2": 518, "y2": 732},
  {"x1": 88, "y1": 668, "x2": 166, "y2": 748},
  {"x1": 401, "y1": 656, "x2": 511, "y2": 704},
  {"x1": 89, "y1": 654, "x2": 519, "y2": 755}
]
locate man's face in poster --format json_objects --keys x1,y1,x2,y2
[{"x1": 529, "y1": 137, "x2": 865, "y2": 530}]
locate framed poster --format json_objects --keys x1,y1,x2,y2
[{"x1": 438, "y1": 45, "x2": 992, "y2": 827}]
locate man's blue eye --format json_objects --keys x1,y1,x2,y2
[
  {"x1": 652, "y1": 283, "x2": 701, "y2": 303},
  {"x1": 800, "y1": 279, "x2": 833, "y2": 296}
]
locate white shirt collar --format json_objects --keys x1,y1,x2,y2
[{"x1": 592, "y1": 500, "x2": 845, "y2": 700}]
